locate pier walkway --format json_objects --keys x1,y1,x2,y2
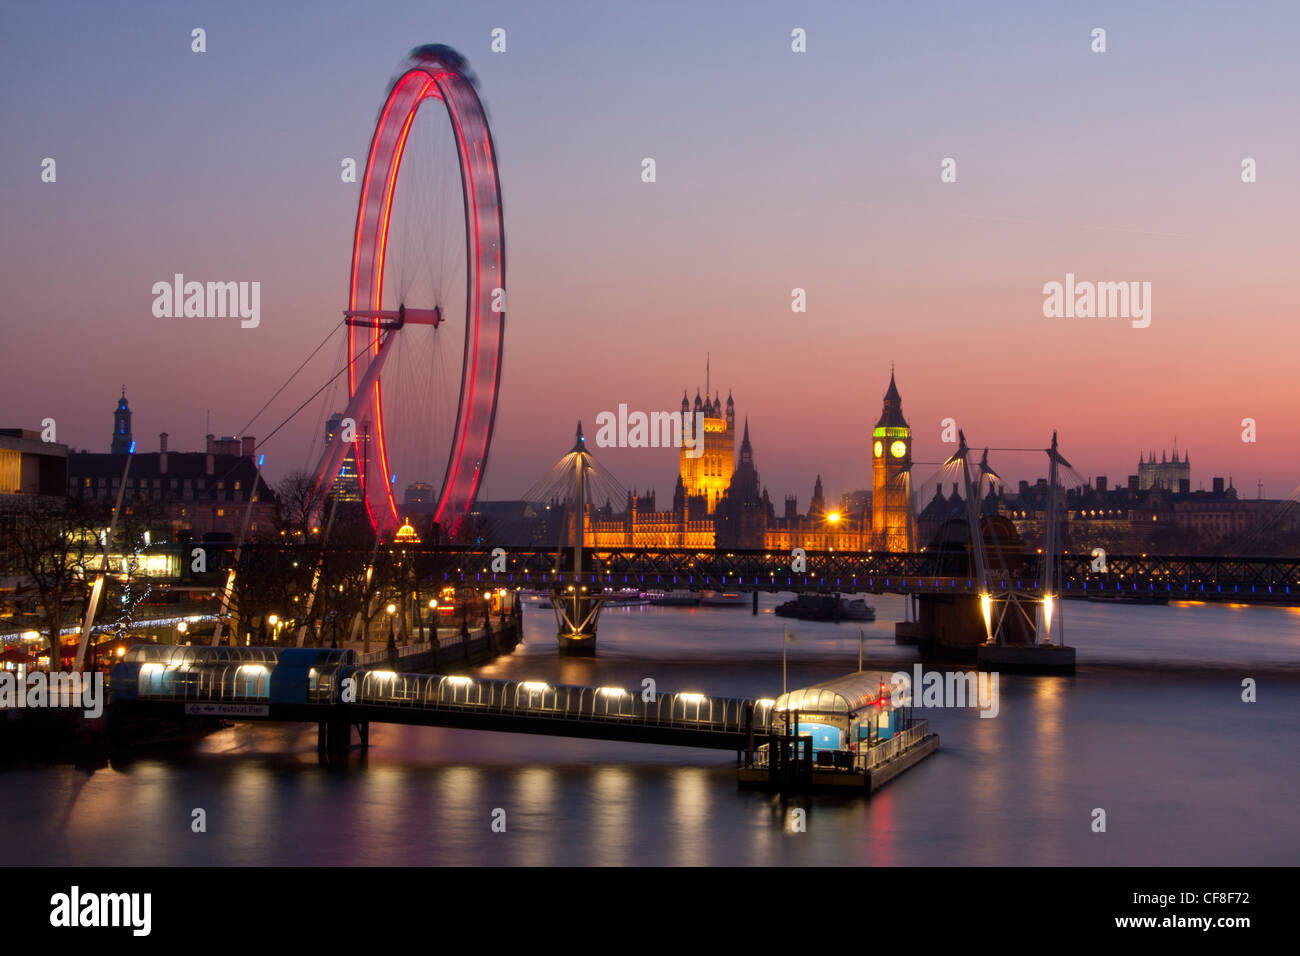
[{"x1": 108, "y1": 645, "x2": 776, "y2": 751}]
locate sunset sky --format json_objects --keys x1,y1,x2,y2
[{"x1": 2, "y1": 0, "x2": 1297, "y2": 507}]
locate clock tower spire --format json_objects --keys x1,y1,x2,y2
[{"x1": 872, "y1": 368, "x2": 913, "y2": 550}]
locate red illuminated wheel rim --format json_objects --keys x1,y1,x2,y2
[{"x1": 348, "y1": 45, "x2": 505, "y2": 538}]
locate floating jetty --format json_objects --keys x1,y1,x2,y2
[
  {"x1": 108, "y1": 649, "x2": 939, "y2": 789},
  {"x1": 737, "y1": 671, "x2": 939, "y2": 794},
  {"x1": 976, "y1": 642, "x2": 1075, "y2": 674}
]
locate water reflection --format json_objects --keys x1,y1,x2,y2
[
  {"x1": 588, "y1": 767, "x2": 633, "y2": 866},
  {"x1": 1, "y1": 599, "x2": 1296, "y2": 865},
  {"x1": 669, "y1": 768, "x2": 711, "y2": 866}
]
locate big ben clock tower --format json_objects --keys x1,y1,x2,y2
[{"x1": 871, "y1": 369, "x2": 914, "y2": 551}]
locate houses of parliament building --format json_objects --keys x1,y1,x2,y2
[{"x1": 585, "y1": 371, "x2": 915, "y2": 552}]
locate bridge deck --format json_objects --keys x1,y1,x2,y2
[
  {"x1": 110, "y1": 650, "x2": 777, "y2": 751},
  {"x1": 159, "y1": 545, "x2": 1300, "y2": 604}
]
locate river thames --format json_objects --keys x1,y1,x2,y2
[{"x1": 3, "y1": 596, "x2": 1297, "y2": 866}]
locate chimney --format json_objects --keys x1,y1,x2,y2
[
  {"x1": 1096, "y1": 476, "x2": 1108, "y2": 494},
  {"x1": 241, "y1": 436, "x2": 255, "y2": 458},
  {"x1": 206, "y1": 433, "x2": 215, "y2": 454},
  {"x1": 206, "y1": 452, "x2": 214, "y2": 476},
  {"x1": 1213, "y1": 477, "x2": 1225, "y2": 494},
  {"x1": 160, "y1": 432, "x2": 169, "y2": 474}
]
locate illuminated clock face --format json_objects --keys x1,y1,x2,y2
[
  {"x1": 890, "y1": 440, "x2": 907, "y2": 459},
  {"x1": 873, "y1": 441, "x2": 883, "y2": 458}
]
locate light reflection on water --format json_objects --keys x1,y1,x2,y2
[{"x1": 1, "y1": 596, "x2": 1296, "y2": 865}]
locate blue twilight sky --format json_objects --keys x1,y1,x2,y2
[{"x1": 1, "y1": 0, "x2": 1298, "y2": 504}]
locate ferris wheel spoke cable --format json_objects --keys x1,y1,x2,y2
[{"x1": 236, "y1": 320, "x2": 346, "y2": 440}]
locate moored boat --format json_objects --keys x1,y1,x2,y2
[
  {"x1": 699, "y1": 590, "x2": 746, "y2": 607},
  {"x1": 775, "y1": 593, "x2": 875, "y2": 621},
  {"x1": 602, "y1": 588, "x2": 648, "y2": 607},
  {"x1": 647, "y1": 589, "x2": 700, "y2": 607}
]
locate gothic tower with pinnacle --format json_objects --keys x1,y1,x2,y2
[{"x1": 872, "y1": 369, "x2": 914, "y2": 551}]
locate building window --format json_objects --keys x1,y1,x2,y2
[{"x1": 216, "y1": 509, "x2": 225, "y2": 517}]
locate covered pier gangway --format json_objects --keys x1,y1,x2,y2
[
  {"x1": 109, "y1": 645, "x2": 779, "y2": 751},
  {"x1": 745, "y1": 671, "x2": 934, "y2": 784}
]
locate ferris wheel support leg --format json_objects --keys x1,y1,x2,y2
[{"x1": 305, "y1": 329, "x2": 398, "y2": 529}]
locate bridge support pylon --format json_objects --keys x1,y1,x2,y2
[
  {"x1": 317, "y1": 717, "x2": 368, "y2": 755},
  {"x1": 553, "y1": 587, "x2": 603, "y2": 656}
]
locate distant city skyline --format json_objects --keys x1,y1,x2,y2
[
  {"x1": 2, "y1": 1, "x2": 1297, "y2": 504},
  {"x1": 65, "y1": 380, "x2": 1268, "y2": 509}
]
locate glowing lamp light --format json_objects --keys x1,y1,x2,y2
[
  {"x1": 678, "y1": 693, "x2": 706, "y2": 704},
  {"x1": 980, "y1": 593, "x2": 993, "y2": 639},
  {"x1": 521, "y1": 681, "x2": 550, "y2": 693},
  {"x1": 370, "y1": 670, "x2": 397, "y2": 680},
  {"x1": 176, "y1": 621, "x2": 187, "y2": 634},
  {"x1": 756, "y1": 698, "x2": 776, "y2": 708},
  {"x1": 827, "y1": 512, "x2": 841, "y2": 524},
  {"x1": 428, "y1": 599, "x2": 438, "y2": 609},
  {"x1": 267, "y1": 615, "x2": 279, "y2": 627},
  {"x1": 597, "y1": 687, "x2": 626, "y2": 697},
  {"x1": 445, "y1": 676, "x2": 472, "y2": 687},
  {"x1": 385, "y1": 604, "x2": 396, "y2": 615}
]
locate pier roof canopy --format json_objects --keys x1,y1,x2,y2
[
  {"x1": 120, "y1": 644, "x2": 357, "y2": 667},
  {"x1": 775, "y1": 671, "x2": 895, "y2": 717}
]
